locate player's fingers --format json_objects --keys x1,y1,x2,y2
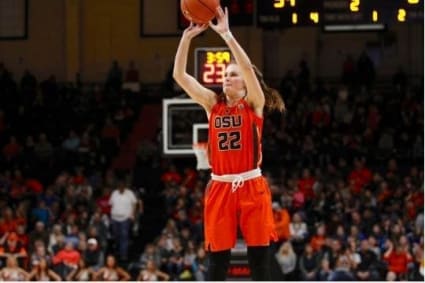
[{"x1": 216, "y1": 6, "x2": 224, "y2": 17}]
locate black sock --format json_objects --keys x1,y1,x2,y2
[
  {"x1": 207, "y1": 249, "x2": 231, "y2": 281},
  {"x1": 247, "y1": 246, "x2": 271, "y2": 281}
]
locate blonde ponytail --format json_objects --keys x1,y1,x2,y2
[{"x1": 252, "y1": 65, "x2": 286, "y2": 113}]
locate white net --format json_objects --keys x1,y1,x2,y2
[{"x1": 193, "y1": 143, "x2": 210, "y2": 170}]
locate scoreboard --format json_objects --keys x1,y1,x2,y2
[{"x1": 256, "y1": 0, "x2": 423, "y2": 29}]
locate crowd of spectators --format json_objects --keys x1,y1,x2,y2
[
  {"x1": 0, "y1": 62, "x2": 146, "y2": 280},
  {"x1": 0, "y1": 53, "x2": 423, "y2": 281}
]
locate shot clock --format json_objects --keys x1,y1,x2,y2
[{"x1": 194, "y1": 47, "x2": 232, "y2": 89}]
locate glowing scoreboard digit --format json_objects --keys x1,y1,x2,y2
[{"x1": 194, "y1": 47, "x2": 232, "y2": 89}]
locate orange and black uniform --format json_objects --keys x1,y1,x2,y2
[
  {"x1": 208, "y1": 99, "x2": 263, "y2": 175},
  {"x1": 204, "y1": 98, "x2": 277, "y2": 282}
]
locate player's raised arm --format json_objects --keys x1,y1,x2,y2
[
  {"x1": 173, "y1": 23, "x2": 217, "y2": 113},
  {"x1": 209, "y1": 7, "x2": 265, "y2": 116}
]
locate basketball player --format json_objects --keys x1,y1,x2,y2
[{"x1": 173, "y1": 6, "x2": 285, "y2": 281}]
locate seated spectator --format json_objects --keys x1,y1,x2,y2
[
  {"x1": 299, "y1": 243, "x2": 319, "y2": 281},
  {"x1": 28, "y1": 257, "x2": 61, "y2": 281},
  {"x1": 30, "y1": 199, "x2": 51, "y2": 226},
  {"x1": 165, "y1": 237, "x2": 185, "y2": 279},
  {"x1": 383, "y1": 239, "x2": 413, "y2": 280},
  {"x1": 94, "y1": 254, "x2": 131, "y2": 281},
  {"x1": 0, "y1": 232, "x2": 28, "y2": 268},
  {"x1": 76, "y1": 232, "x2": 88, "y2": 255},
  {"x1": 137, "y1": 259, "x2": 170, "y2": 281},
  {"x1": 310, "y1": 223, "x2": 326, "y2": 253},
  {"x1": 289, "y1": 212, "x2": 308, "y2": 254},
  {"x1": 88, "y1": 212, "x2": 109, "y2": 250},
  {"x1": 29, "y1": 240, "x2": 51, "y2": 269},
  {"x1": 192, "y1": 246, "x2": 208, "y2": 281},
  {"x1": 345, "y1": 237, "x2": 361, "y2": 270},
  {"x1": 66, "y1": 258, "x2": 95, "y2": 281},
  {"x1": 275, "y1": 241, "x2": 297, "y2": 280},
  {"x1": 272, "y1": 202, "x2": 290, "y2": 244},
  {"x1": 29, "y1": 221, "x2": 49, "y2": 253},
  {"x1": 138, "y1": 243, "x2": 161, "y2": 270},
  {"x1": 317, "y1": 258, "x2": 332, "y2": 281},
  {"x1": 15, "y1": 224, "x2": 29, "y2": 251},
  {"x1": 84, "y1": 238, "x2": 103, "y2": 271},
  {"x1": 52, "y1": 241, "x2": 81, "y2": 278},
  {"x1": 328, "y1": 254, "x2": 356, "y2": 281},
  {"x1": 328, "y1": 238, "x2": 343, "y2": 269},
  {"x1": 64, "y1": 224, "x2": 80, "y2": 248},
  {"x1": 47, "y1": 224, "x2": 64, "y2": 254},
  {"x1": 0, "y1": 255, "x2": 29, "y2": 281},
  {"x1": 356, "y1": 239, "x2": 381, "y2": 281}
]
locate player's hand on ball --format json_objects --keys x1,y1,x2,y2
[
  {"x1": 183, "y1": 22, "x2": 208, "y2": 40},
  {"x1": 209, "y1": 6, "x2": 229, "y2": 34}
]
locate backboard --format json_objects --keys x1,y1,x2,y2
[{"x1": 162, "y1": 98, "x2": 209, "y2": 155}]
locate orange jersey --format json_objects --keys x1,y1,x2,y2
[{"x1": 208, "y1": 99, "x2": 262, "y2": 175}]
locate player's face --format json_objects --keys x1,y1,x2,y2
[{"x1": 223, "y1": 63, "x2": 246, "y2": 98}]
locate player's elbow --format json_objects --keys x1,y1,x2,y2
[{"x1": 172, "y1": 69, "x2": 184, "y2": 82}]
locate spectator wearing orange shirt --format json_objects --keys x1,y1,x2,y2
[
  {"x1": 52, "y1": 241, "x2": 81, "y2": 278},
  {"x1": 272, "y1": 202, "x2": 290, "y2": 244},
  {"x1": 383, "y1": 240, "x2": 413, "y2": 280},
  {"x1": 310, "y1": 223, "x2": 326, "y2": 253},
  {"x1": 348, "y1": 157, "x2": 372, "y2": 195}
]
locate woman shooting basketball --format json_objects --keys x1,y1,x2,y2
[{"x1": 173, "y1": 6, "x2": 285, "y2": 281}]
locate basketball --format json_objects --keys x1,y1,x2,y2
[{"x1": 181, "y1": 0, "x2": 220, "y2": 24}]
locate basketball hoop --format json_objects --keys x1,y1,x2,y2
[{"x1": 193, "y1": 143, "x2": 210, "y2": 170}]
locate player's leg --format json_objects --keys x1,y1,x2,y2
[
  {"x1": 238, "y1": 177, "x2": 277, "y2": 281},
  {"x1": 207, "y1": 249, "x2": 231, "y2": 280},
  {"x1": 204, "y1": 181, "x2": 238, "y2": 280},
  {"x1": 247, "y1": 245, "x2": 271, "y2": 281}
]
